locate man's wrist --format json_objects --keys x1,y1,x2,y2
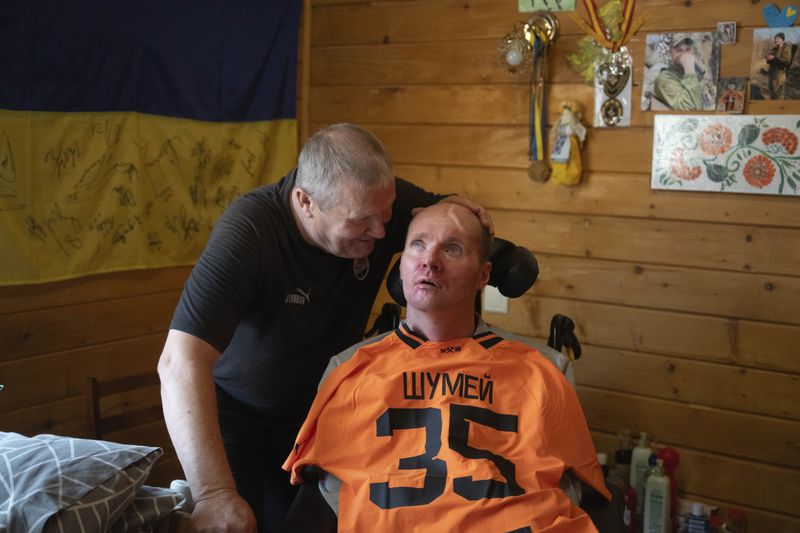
[{"x1": 192, "y1": 485, "x2": 239, "y2": 504}]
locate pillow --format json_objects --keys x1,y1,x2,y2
[
  {"x1": 0, "y1": 432, "x2": 162, "y2": 533},
  {"x1": 109, "y1": 485, "x2": 185, "y2": 533}
]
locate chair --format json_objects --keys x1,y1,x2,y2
[
  {"x1": 87, "y1": 370, "x2": 185, "y2": 488},
  {"x1": 283, "y1": 238, "x2": 623, "y2": 532},
  {"x1": 87, "y1": 371, "x2": 162, "y2": 439}
]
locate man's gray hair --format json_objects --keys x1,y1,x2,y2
[{"x1": 297, "y1": 123, "x2": 394, "y2": 211}]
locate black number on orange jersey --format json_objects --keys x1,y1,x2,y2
[
  {"x1": 369, "y1": 407, "x2": 447, "y2": 508},
  {"x1": 450, "y1": 403, "x2": 525, "y2": 499},
  {"x1": 369, "y1": 404, "x2": 523, "y2": 510}
]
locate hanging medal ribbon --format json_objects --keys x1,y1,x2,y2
[
  {"x1": 569, "y1": 0, "x2": 646, "y2": 128},
  {"x1": 526, "y1": 15, "x2": 559, "y2": 182},
  {"x1": 496, "y1": 13, "x2": 560, "y2": 181},
  {"x1": 572, "y1": 0, "x2": 643, "y2": 52},
  {"x1": 528, "y1": 31, "x2": 549, "y2": 180}
]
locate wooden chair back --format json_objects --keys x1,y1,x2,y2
[{"x1": 86, "y1": 371, "x2": 162, "y2": 439}]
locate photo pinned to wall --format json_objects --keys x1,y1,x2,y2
[
  {"x1": 750, "y1": 27, "x2": 800, "y2": 100},
  {"x1": 716, "y1": 77, "x2": 747, "y2": 113},
  {"x1": 652, "y1": 114, "x2": 800, "y2": 196},
  {"x1": 717, "y1": 21, "x2": 737, "y2": 44},
  {"x1": 641, "y1": 32, "x2": 720, "y2": 111},
  {"x1": 518, "y1": 0, "x2": 575, "y2": 12}
]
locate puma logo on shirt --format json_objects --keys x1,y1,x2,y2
[{"x1": 285, "y1": 287, "x2": 311, "y2": 305}]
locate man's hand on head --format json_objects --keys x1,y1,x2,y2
[{"x1": 412, "y1": 196, "x2": 495, "y2": 236}]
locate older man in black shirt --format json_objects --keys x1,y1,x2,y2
[{"x1": 159, "y1": 123, "x2": 492, "y2": 532}]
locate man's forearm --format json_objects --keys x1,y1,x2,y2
[{"x1": 158, "y1": 330, "x2": 236, "y2": 501}]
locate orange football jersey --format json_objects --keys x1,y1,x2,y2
[{"x1": 284, "y1": 324, "x2": 610, "y2": 532}]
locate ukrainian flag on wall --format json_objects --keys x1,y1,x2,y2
[{"x1": 0, "y1": 1, "x2": 301, "y2": 285}]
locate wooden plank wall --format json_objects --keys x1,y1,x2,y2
[
  {"x1": 0, "y1": 4, "x2": 316, "y2": 489},
  {"x1": 1, "y1": 1, "x2": 798, "y2": 526},
  {"x1": 0, "y1": 267, "x2": 189, "y2": 486},
  {"x1": 306, "y1": 0, "x2": 800, "y2": 530}
]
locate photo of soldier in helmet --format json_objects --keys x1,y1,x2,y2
[{"x1": 642, "y1": 32, "x2": 719, "y2": 111}]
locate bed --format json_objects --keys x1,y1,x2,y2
[{"x1": 0, "y1": 432, "x2": 193, "y2": 533}]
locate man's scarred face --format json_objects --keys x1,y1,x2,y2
[{"x1": 400, "y1": 204, "x2": 490, "y2": 313}]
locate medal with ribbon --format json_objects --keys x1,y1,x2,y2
[
  {"x1": 528, "y1": 24, "x2": 554, "y2": 181},
  {"x1": 497, "y1": 13, "x2": 560, "y2": 181},
  {"x1": 570, "y1": 0, "x2": 646, "y2": 128}
]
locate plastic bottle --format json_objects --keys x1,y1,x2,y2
[
  {"x1": 647, "y1": 452, "x2": 658, "y2": 482},
  {"x1": 611, "y1": 448, "x2": 636, "y2": 533},
  {"x1": 684, "y1": 502, "x2": 709, "y2": 533},
  {"x1": 598, "y1": 453, "x2": 630, "y2": 493},
  {"x1": 630, "y1": 432, "x2": 653, "y2": 518},
  {"x1": 623, "y1": 484, "x2": 637, "y2": 533},
  {"x1": 708, "y1": 514, "x2": 727, "y2": 533},
  {"x1": 618, "y1": 429, "x2": 633, "y2": 452},
  {"x1": 657, "y1": 446, "x2": 680, "y2": 530},
  {"x1": 614, "y1": 448, "x2": 632, "y2": 484},
  {"x1": 643, "y1": 458, "x2": 670, "y2": 533},
  {"x1": 727, "y1": 508, "x2": 747, "y2": 533},
  {"x1": 597, "y1": 452, "x2": 610, "y2": 479}
]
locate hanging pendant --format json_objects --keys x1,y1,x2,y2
[
  {"x1": 353, "y1": 257, "x2": 369, "y2": 280},
  {"x1": 594, "y1": 47, "x2": 633, "y2": 128}
]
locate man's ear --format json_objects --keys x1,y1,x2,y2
[
  {"x1": 477, "y1": 261, "x2": 492, "y2": 290},
  {"x1": 294, "y1": 188, "x2": 314, "y2": 218}
]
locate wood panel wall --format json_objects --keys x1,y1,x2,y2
[
  {"x1": 2, "y1": 1, "x2": 799, "y2": 528},
  {"x1": 0, "y1": 3, "x2": 316, "y2": 489},
  {"x1": 305, "y1": 0, "x2": 800, "y2": 530},
  {"x1": 0, "y1": 267, "x2": 189, "y2": 486}
]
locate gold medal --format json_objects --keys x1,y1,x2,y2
[{"x1": 528, "y1": 160, "x2": 551, "y2": 182}]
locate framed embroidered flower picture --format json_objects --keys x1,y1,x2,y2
[{"x1": 651, "y1": 114, "x2": 800, "y2": 196}]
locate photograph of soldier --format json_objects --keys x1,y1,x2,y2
[
  {"x1": 717, "y1": 22, "x2": 736, "y2": 45},
  {"x1": 642, "y1": 32, "x2": 720, "y2": 111},
  {"x1": 716, "y1": 77, "x2": 746, "y2": 114},
  {"x1": 751, "y1": 27, "x2": 800, "y2": 100}
]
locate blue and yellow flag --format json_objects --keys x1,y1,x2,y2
[{"x1": 0, "y1": 1, "x2": 301, "y2": 285}]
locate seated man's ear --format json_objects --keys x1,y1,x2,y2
[{"x1": 478, "y1": 261, "x2": 492, "y2": 290}]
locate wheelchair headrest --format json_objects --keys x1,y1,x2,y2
[{"x1": 386, "y1": 237, "x2": 538, "y2": 307}]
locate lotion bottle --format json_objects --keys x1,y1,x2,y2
[
  {"x1": 630, "y1": 432, "x2": 652, "y2": 517},
  {"x1": 684, "y1": 502, "x2": 709, "y2": 533},
  {"x1": 643, "y1": 458, "x2": 670, "y2": 533}
]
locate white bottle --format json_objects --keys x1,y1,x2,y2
[
  {"x1": 643, "y1": 458, "x2": 670, "y2": 533},
  {"x1": 629, "y1": 432, "x2": 652, "y2": 516}
]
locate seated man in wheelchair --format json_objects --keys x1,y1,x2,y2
[{"x1": 282, "y1": 202, "x2": 613, "y2": 532}]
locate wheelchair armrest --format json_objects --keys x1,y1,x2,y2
[
  {"x1": 580, "y1": 481, "x2": 625, "y2": 533},
  {"x1": 278, "y1": 468, "x2": 337, "y2": 533}
]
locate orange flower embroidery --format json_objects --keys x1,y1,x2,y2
[
  {"x1": 668, "y1": 148, "x2": 701, "y2": 181},
  {"x1": 743, "y1": 155, "x2": 775, "y2": 188},
  {"x1": 698, "y1": 123, "x2": 733, "y2": 156},
  {"x1": 762, "y1": 127, "x2": 798, "y2": 154}
]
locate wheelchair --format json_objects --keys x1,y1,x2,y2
[{"x1": 280, "y1": 238, "x2": 623, "y2": 533}]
